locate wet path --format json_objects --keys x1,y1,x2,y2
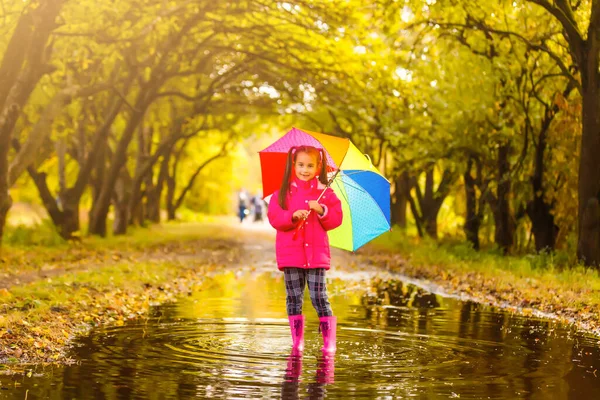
[{"x1": 3, "y1": 265, "x2": 600, "y2": 399}]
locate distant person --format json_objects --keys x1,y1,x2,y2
[
  {"x1": 237, "y1": 189, "x2": 248, "y2": 223},
  {"x1": 267, "y1": 145, "x2": 343, "y2": 355},
  {"x1": 252, "y1": 194, "x2": 265, "y2": 222}
]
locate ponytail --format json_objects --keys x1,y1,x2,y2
[
  {"x1": 278, "y1": 146, "x2": 296, "y2": 209},
  {"x1": 318, "y1": 148, "x2": 328, "y2": 185}
]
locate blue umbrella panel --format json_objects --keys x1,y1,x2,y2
[{"x1": 327, "y1": 170, "x2": 391, "y2": 251}]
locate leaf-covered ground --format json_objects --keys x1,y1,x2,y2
[{"x1": 1, "y1": 220, "x2": 599, "y2": 371}]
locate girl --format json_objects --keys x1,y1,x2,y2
[{"x1": 267, "y1": 145, "x2": 343, "y2": 354}]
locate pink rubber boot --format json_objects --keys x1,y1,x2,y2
[
  {"x1": 319, "y1": 316, "x2": 337, "y2": 354},
  {"x1": 288, "y1": 315, "x2": 305, "y2": 352}
]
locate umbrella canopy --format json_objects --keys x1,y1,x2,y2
[{"x1": 259, "y1": 127, "x2": 391, "y2": 251}]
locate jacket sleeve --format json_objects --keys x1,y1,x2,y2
[
  {"x1": 317, "y1": 188, "x2": 343, "y2": 231},
  {"x1": 268, "y1": 191, "x2": 296, "y2": 231}
]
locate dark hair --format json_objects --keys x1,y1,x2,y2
[{"x1": 278, "y1": 146, "x2": 329, "y2": 209}]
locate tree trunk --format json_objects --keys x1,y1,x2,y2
[
  {"x1": 145, "y1": 154, "x2": 168, "y2": 223},
  {"x1": 421, "y1": 167, "x2": 438, "y2": 238},
  {"x1": 165, "y1": 150, "x2": 178, "y2": 221},
  {"x1": 423, "y1": 213, "x2": 438, "y2": 238},
  {"x1": 26, "y1": 166, "x2": 82, "y2": 239},
  {"x1": 89, "y1": 107, "x2": 146, "y2": 236},
  {"x1": 577, "y1": 87, "x2": 600, "y2": 264},
  {"x1": 89, "y1": 127, "x2": 109, "y2": 227},
  {"x1": 113, "y1": 168, "x2": 132, "y2": 236},
  {"x1": 526, "y1": 101, "x2": 564, "y2": 252},
  {"x1": 391, "y1": 171, "x2": 409, "y2": 228},
  {"x1": 0, "y1": 110, "x2": 16, "y2": 244},
  {"x1": 405, "y1": 166, "x2": 455, "y2": 239},
  {"x1": 128, "y1": 123, "x2": 151, "y2": 226},
  {"x1": 406, "y1": 187, "x2": 424, "y2": 237},
  {"x1": 0, "y1": 0, "x2": 64, "y2": 110},
  {"x1": 141, "y1": 172, "x2": 154, "y2": 224},
  {"x1": 464, "y1": 158, "x2": 481, "y2": 250},
  {"x1": 60, "y1": 199, "x2": 81, "y2": 239},
  {"x1": 146, "y1": 191, "x2": 161, "y2": 222},
  {"x1": 0, "y1": 184, "x2": 11, "y2": 245},
  {"x1": 419, "y1": 166, "x2": 454, "y2": 239},
  {"x1": 29, "y1": 170, "x2": 61, "y2": 229},
  {"x1": 113, "y1": 200, "x2": 128, "y2": 236},
  {"x1": 57, "y1": 133, "x2": 66, "y2": 191},
  {"x1": 494, "y1": 143, "x2": 513, "y2": 254},
  {"x1": 144, "y1": 183, "x2": 158, "y2": 223},
  {"x1": 527, "y1": 197, "x2": 558, "y2": 252},
  {"x1": 167, "y1": 206, "x2": 176, "y2": 221},
  {"x1": 0, "y1": 0, "x2": 65, "y2": 244},
  {"x1": 166, "y1": 174, "x2": 177, "y2": 221},
  {"x1": 579, "y1": 198, "x2": 600, "y2": 264},
  {"x1": 128, "y1": 126, "x2": 181, "y2": 226}
]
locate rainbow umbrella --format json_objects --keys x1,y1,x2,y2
[{"x1": 259, "y1": 127, "x2": 391, "y2": 251}]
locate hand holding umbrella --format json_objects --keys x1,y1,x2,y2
[{"x1": 292, "y1": 169, "x2": 340, "y2": 240}]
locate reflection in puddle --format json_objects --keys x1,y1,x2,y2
[{"x1": 2, "y1": 270, "x2": 600, "y2": 399}]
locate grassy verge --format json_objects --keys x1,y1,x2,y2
[
  {"x1": 366, "y1": 229, "x2": 600, "y2": 334},
  {"x1": 0, "y1": 216, "x2": 235, "y2": 280}
]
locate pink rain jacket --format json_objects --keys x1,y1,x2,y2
[{"x1": 268, "y1": 176, "x2": 343, "y2": 271}]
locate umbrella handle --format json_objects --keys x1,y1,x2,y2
[{"x1": 292, "y1": 214, "x2": 309, "y2": 240}]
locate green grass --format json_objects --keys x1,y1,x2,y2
[{"x1": 3, "y1": 220, "x2": 66, "y2": 247}]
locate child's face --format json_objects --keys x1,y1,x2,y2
[{"x1": 294, "y1": 151, "x2": 319, "y2": 181}]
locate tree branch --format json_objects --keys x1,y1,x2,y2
[
  {"x1": 433, "y1": 20, "x2": 582, "y2": 94},
  {"x1": 174, "y1": 139, "x2": 232, "y2": 209},
  {"x1": 8, "y1": 82, "x2": 112, "y2": 185},
  {"x1": 527, "y1": 0, "x2": 585, "y2": 63}
]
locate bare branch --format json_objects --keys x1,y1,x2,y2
[{"x1": 527, "y1": 0, "x2": 584, "y2": 62}]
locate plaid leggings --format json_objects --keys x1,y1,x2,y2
[{"x1": 283, "y1": 267, "x2": 333, "y2": 317}]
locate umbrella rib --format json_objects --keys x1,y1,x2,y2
[
  {"x1": 340, "y1": 170, "x2": 370, "y2": 177},
  {"x1": 332, "y1": 177, "x2": 351, "y2": 204},
  {"x1": 335, "y1": 176, "x2": 368, "y2": 194},
  {"x1": 339, "y1": 169, "x2": 391, "y2": 183}
]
